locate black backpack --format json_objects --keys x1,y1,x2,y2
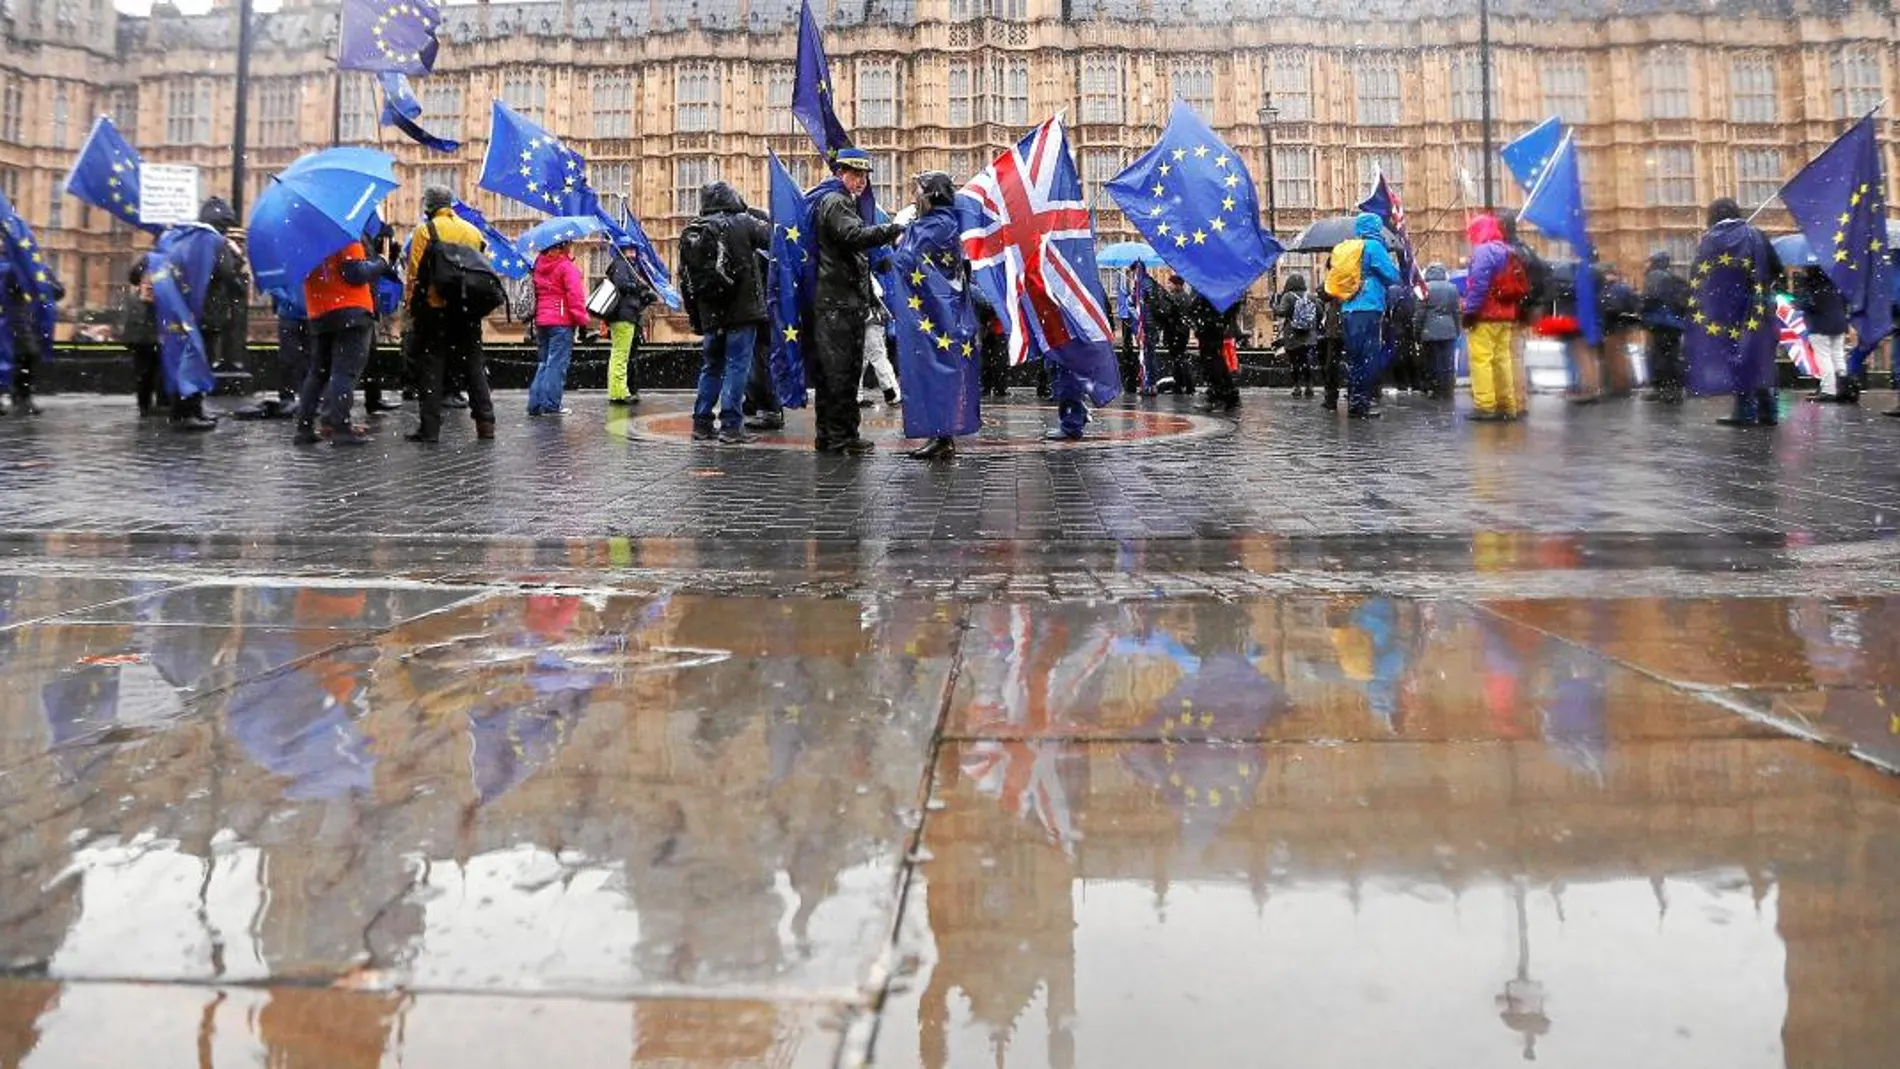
[
  {"x1": 417, "y1": 219, "x2": 506, "y2": 318},
  {"x1": 678, "y1": 214, "x2": 734, "y2": 331}
]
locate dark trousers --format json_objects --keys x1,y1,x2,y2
[
  {"x1": 1423, "y1": 338, "x2": 1457, "y2": 398},
  {"x1": 1648, "y1": 327, "x2": 1684, "y2": 393},
  {"x1": 414, "y1": 308, "x2": 493, "y2": 437},
  {"x1": 1165, "y1": 332, "x2": 1194, "y2": 391},
  {"x1": 170, "y1": 330, "x2": 215, "y2": 419},
  {"x1": 129, "y1": 344, "x2": 163, "y2": 412},
  {"x1": 296, "y1": 322, "x2": 374, "y2": 431},
  {"x1": 813, "y1": 304, "x2": 867, "y2": 447},
  {"x1": 981, "y1": 336, "x2": 1009, "y2": 395},
  {"x1": 1343, "y1": 311, "x2": 1383, "y2": 415},
  {"x1": 1287, "y1": 344, "x2": 1316, "y2": 391},
  {"x1": 1321, "y1": 335, "x2": 1344, "y2": 407},
  {"x1": 1118, "y1": 324, "x2": 1140, "y2": 394},
  {"x1": 1198, "y1": 332, "x2": 1238, "y2": 404},
  {"x1": 276, "y1": 318, "x2": 312, "y2": 401},
  {"x1": 9, "y1": 346, "x2": 35, "y2": 402},
  {"x1": 745, "y1": 330, "x2": 782, "y2": 417}
]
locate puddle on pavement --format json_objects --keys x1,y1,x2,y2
[
  {"x1": 1486, "y1": 596, "x2": 1900, "y2": 769},
  {"x1": 878, "y1": 738, "x2": 1900, "y2": 1069},
  {"x1": 946, "y1": 600, "x2": 1772, "y2": 749},
  {"x1": 0, "y1": 591, "x2": 958, "y2": 1002},
  {"x1": 0, "y1": 980, "x2": 841, "y2": 1068}
]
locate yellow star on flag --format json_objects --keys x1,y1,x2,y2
[
  {"x1": 1214, "y1": 154, "x2": 1229, "y2": 169},
  {"x1": 1836, "y1": 248, "x2": 1850, "y2": 263},
  {"x1": 1220, "y1": 195, "x2": 1235, "y2": 212},
  {"x1": 785, "y1": 225, "x2": 801, "y2": 242},
  {"x1": 1174, "y1": 234, "x2": 1188, "y2": 247},
  {"x1": 1171, "y1": 148, "x2": 1187, "y2": 161},
  {"x1": 1222, "y1": 173, "x2": 1239, "y2": 188},
  {"x1": 1745, "y1": 316, "x2": 1761, "y2": 331},
  {"x1": 783, "y1": 325, "x2": 799, "y2": 342},
  {"x1": 910, "y1": 269, "x2": 924, "y2": 285},
  {"x1": 1151, "y1": 182, "x2": 1164, "y2": 197},
  {"x1": 906, "y1": 295, "x2": 922, "y2": 310},
  {"x1": 1157, "y1": 222, "x2": 1171, "y2": 236},
  {"x1": 1192, "y1": 229, "x2": 1207, "y2": 244},
  {"x1": 960, "y1": 341, "x2": 973, "y2": 357},
  {"x1": 918, "y1": 316, "x2": 935, "y2": 333},
  {"x1": 1193, "y1": 144, "x2": 1209, "y2": 157},
  {"x1": 935, "y1": 333, "x2": 951, "y2": 350},
  {"x1": 1210, "y1": 218, "x2": 1226, "y2": 232},
  {"x1": 1158, "y1": 163, "x2": 1171, "y2": 177}
]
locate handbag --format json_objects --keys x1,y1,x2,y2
[{"x1": 585, "y1": 277, "x2": 620, "y2": 318}]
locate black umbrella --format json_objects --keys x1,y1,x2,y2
[{"x1": 1286, "y1": 215, "x2": 1401, "y2": 253}]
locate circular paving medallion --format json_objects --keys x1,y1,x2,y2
[{"x1": 615, "y1": 402, "x2": 1233, "y2": 452}]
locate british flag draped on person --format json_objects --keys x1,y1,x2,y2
[{"x1": 958, "y1": 117, "x2": 1122, "y2": 441}]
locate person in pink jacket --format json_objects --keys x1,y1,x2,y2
[{"x1": 527, "y1": 242, "x2": 590, "y2": 416}]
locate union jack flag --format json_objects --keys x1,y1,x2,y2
[
  {"x1": 1359, "y1": 171, "x2": 1428, "y2": 299},
  {"x1": 957, "y1": 117, "x2": 1121, "y2": 402},
  {"x1": 1776, "y1": 292, "x2": 1819, "y2": 377}
]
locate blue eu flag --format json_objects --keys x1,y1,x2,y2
[
  {"x1": 1779, "y1": 116, "x2": 1893, "y2": 348},
  {"x1": 338, "y1": 0, "x2": 441, "y2": 74},
  {"x1": 1519, "y1": 133, "x2": 1602, "y2": 346},
  {"x1": 478, "y1": 101, "x2": 594, "y2": 217},
  {"x1": 600, "y1": 208, "x2": 681, "y2": 312},
  {"x1": 1501, "y1": 116, "x2": 1565, "y2": 195},
  {"x1": 792, "y1": 0, "x2": 851, "y2": 162},
  {"x1": 767, "y1": 152, "x2": 813, "y2": 408},
  {"x1": 378, "y1": 73, "x2": 459, "y2": 153},
  {"x1": 886, "y1": 206, "x2": 980, "y2": 440},
  {"x1": 64, "y1": 115, "x2": 160, "y2": 233},
  {"x1": 449, "y1": 198, "x2": 529, "y2": 279},
  {"x1": 1105, "y1": 101, "x2": 1280, "y2": 313},
  {"x1": 0, "y1": 187, "x2": 61, "y2": 388},
  {"x1": 145, "y1": 225, "x2": 222, "y2": 399},
  {"x1": 1683, "y1": 218, "x2": 1781, "y2": 396}
]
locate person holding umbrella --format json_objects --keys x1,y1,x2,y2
[
  {"x1": 528, "y1": 238, "x2": 591, "y2": 417},
  {"x1": 291, "y1": 228, "x2": 396, "y2": 447}
]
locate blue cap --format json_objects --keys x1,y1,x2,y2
[{"x1": 833, "y1": 147, "x2": 874, "y2": 172}]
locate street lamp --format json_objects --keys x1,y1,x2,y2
[
  {"x1": 1478, "y1": 0, "x2": 1495, "y2": 212},
  {"x1": 1257, "y1": 95, "x2": 1279, "y2": 236}
]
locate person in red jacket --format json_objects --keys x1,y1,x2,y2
[
  {"x1": 1462, "y1": 213, "x2": 1526, "y2": 422},
  {"x1": 527, "y1": 241, "x2": 589, "y2": 416},
  {"x1": 293, "y1": 239, "x2": 392, "y2": 446}
]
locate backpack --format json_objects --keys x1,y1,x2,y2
[
  {"x1": 1289, "y1": 292, "x2": 1319, "y2": 333},
  {"x1": 1325, "y1": 240, "x2": 1365, "y2": 301},
  {"x1": 417, "y1": 219, "x2": 506, "y2": 318},
  {"x1": 1491, "y1": 251, "x2": 1531, "y2": 306},
  {"x1": 678, "y1": 214, "x2": 734, "y2": 330}
]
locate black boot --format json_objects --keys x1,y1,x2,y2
[{"x1": 907, "y1": 436, "x2": 955, "y2": 460}]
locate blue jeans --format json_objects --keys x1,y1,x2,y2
[
  {"x1": 295, "y1": 321, "x2": 372, "y2": 431},
  {"x1": 694, "y1": 325, "x2": 757, "y2": 433},
  {"x1": 1343, "y1": 311, "x2": 1384, "y2": 414},
  {"x1": 527, "y1": 326, "x2": 574, "y2": 413}
]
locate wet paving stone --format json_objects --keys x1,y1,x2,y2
[
  {"x1": 0, "y1": 980, "x2": 843, "y2": 1068},
  {"x1": 880, "y1": 738, "x2": 1900, "y2": 1069}
]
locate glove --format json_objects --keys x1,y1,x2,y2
[{"x1": 892, "y1": 205, "x2": 918, "y2": 229}]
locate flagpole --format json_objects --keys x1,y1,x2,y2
[
  {"x1": 1478, "y1": 0, "x2": 1495, "y2": 214},
  {"x1": 231, "y1": 0, "x2": 254, "y2": 220}
]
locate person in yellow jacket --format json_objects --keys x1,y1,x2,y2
[{"x1": 404, "y1": 187, "x2": 497, "y2": 443}]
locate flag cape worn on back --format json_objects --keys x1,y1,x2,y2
[
  {"x1": 957, "y1": 117, "x2": 1120, "y2": 405},
  {"x1": 449, "y1": 198, "x2": 530, "y2": 279},
  {"x1": 338, "y1": 0, "x2": 441, "y2": 74},
  {"x1": 1501, "y1": 116, "x2": 1566, "y2": 195},
  {"x1": 1778, "y1": 116, "x2": 1894, "y2": 348},
  {"x1": 1105, "y1": 100, "x2": 1280, "y2": 313},
  {"x1": 0, "y1": 188, "x2": 60, "y2": 384},
  {"x1": 65, "y1": 115, "x2": 161, "y2": 234},
  {"x1": 145, "y1": 225, "x2": 221, "y2": 399},
  {"x1": 886, "y1": 205, "x2": 981, "y2": 439},
  {"x1": 378, "y1": 73, "x2": 460, "y2": 153},
  {"x1": 766, "y1": 151, "x2": 812, "y2": 408},
  {"x1": 1683, "y1": 220, "x2": 1780, "y2": 395},
  {"x1": 1519, "y1": 133, "x2": 1601, "y2": 345}
]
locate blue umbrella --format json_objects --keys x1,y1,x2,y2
[
  {"x1": 247, "y1": 147, "x2": 399, "y2": 296},
  {"x1": 1097, "y1": 241, "x2": 1165, "y2": 269},
  {"x1": 516, "y1": 214, "x2": 607, "y2": 259}
]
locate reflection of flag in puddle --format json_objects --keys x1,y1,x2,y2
[
  {"x1": 960, "y1": 608, "x2": 1115, "y2": 854},
  {"x1": 1535, "y1": 641, "x2": 1608, "y2": 781},
  {"x1": 42, "y1": 650, "x2": 189, "y2": 754},
  {"x1": 224, "y1": 653, "x2": 378, "y2": 801},
  {"x1": 466, "y1": 651, "x2": 610, "y2": 804},
  {"x1": 1122, "y1": 652, "x2": 1285, "y2": 850}
]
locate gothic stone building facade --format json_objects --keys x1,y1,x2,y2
[{"x1": 1, "y1": 0, "x2": 1896, "y2": 338}]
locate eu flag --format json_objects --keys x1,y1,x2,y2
[
  {"x1": 1105, "y1": 101, "x2": 1280, "y2": 313},
  {"x1": 791, "y1": 0, "x2": 851, "y2": 161},
  {"x1": 478, "y1": 101, "x2": 593, "y2": 216},
  {"x1": 338, "y1": 0, "x2": 441, "y2": 75},
  {"x1": 1519, "y1": 133, "x2": 1601, "y2": 345},
  {"x1": 0, "y1": 187, "x2": 61, "y2": 384},
  {"x1": 1779, "y1": 116, "x2": 1893, "y2": 348},
  {"x1": 378, "y1": 73, "x2": 459, "y2": 153},
  {"x1": 64, "y1": 115, "x2": 160, "y2": 233},
  {"x1": 766, "y1": 151, "x2": 813, "y2": 408},
  {"x1": 886, "y1": 205, "x2": 980, "y2": 440},
  {"x1": 1683, "y1": 218, "x2": 1780, "y2": 396},
  {"x1": 449, "y1": 198, "x2": 529, "y2": 279},
  {"x1": 600, "y1": 207, "x2": 681, "y2": 311},
  {"x1": 1501, "y1": 116, "x2": 1565, "y2": 195},
  {"x1": 144, "y1": 225, "x2": 222, "y2": 399}
]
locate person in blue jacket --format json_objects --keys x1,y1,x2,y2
[{"x1": 1331, "y1": 211, "x2": 1400, "y2": 418}]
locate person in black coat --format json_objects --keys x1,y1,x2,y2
[
  {"x1": 1792, "y1": 265, "x2": 1851, "y2": 402},
  {"x1": 1189, "y1": 292, "x2": 1240, "y2": 413},
  {"x1": 1157, "y1": 274, "x2": 1195, "y2": 394},
  {"x1": 603, "y1": 245, "x2": 656, "y2": 405},
  {"x1": 1274, "y1": 273, "x2": 1320, "y2": 398},
  {"x1": 809, "y1": 150, "x2": 905, "y2": 454},
  {"x1": 123, "y1": 259, "x2": 164, "y2": 416},
  {"x1": 1640, "y1": 250, "x2": 1691, "y2": 403},
  {"x1": 1414, "y1": 263, "x2": 1462, "y2": 400},
  {"x1": 0, "y1": 268, "x2": 63, "y2": 417},
  {"x1": 682, "y1": 181, "x2": 773, "y2": 444}
]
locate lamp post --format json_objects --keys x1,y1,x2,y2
[
  {"x1": 1257, "y1": 94, "x2": 1279, "y2": 236},
  {"x1": 232, "y1": 0, "x2": 254, "y2": 220},
  {"x1": 1479, "y1": 0, "x2": 1495, "y2": 212}
]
